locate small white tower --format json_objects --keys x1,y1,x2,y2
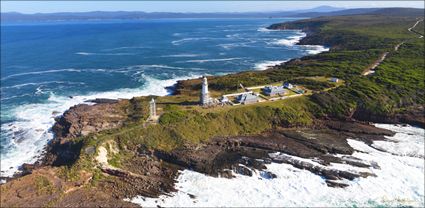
[
  {"x1": 149, "y1": 98, "x2": 156, "y2": 118},
  {"x1": 201, "y1": 76, "x2": 210, "y2": 106}
]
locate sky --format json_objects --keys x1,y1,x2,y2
[{"x1": 1, "y1": 1, "x2": 424, "y2": 14}]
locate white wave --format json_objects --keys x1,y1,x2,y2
[
  {"x1": 300, "y1": 45, "x2": 330, "y2": 55},
  {"x1": 183, "y1": 58, "x2": 242, "y2": 63},
  {"x1": 222, "y1": 29, "x2": 241, "y2": 32},
  {"x1": 0, "y1": 93, "x2": 33, "y2": 101},
  {"x1": 171, "y1": 37, "x2": 225, "y2": 45},
  {"x1": 1, "y1": 81, "x2": 85, "y2": 90},
  {"x1": 75, "y1": 52, "x2": 135, "y2": 56},
  {"x1": 0, "y1": 74, "x2": 202, "y2": 178},
  {"x1": 160, "y1": 54, "x2": 205, "y2": 58},
  {"x1": 225, "y1": 34, "x2": 241, "y2": 38},
  {"x1": 372, "y1": 124, "x2": 424, "y2": 158},
  {"x1": 125, "y1": 64, "x2": 186, "y2": 71},
  {"x1": 171, "y1": 38, "x2": 209, "y2": 45},
  {"x1": 269, "y1": 30, "x2": 307, "y2": 47},
  {"x1": 128, "y1": 124, "x2": 424, "y2": 207},
  {"x1": 254, "y1": 60, "x2": 288, "y2": 71},
  {"x1": 75, "y1": 52, "x2": 94, "y2": 55},
  {"x1": 1, "y1": 69, "x2": 82, "y2": 81},
  {"x1": 102, "y1": 46, "x2": 146, "y2": 51},
  {"x1": 217, "y1": 43, "x2": 240, "y2": 50},
  {"x1": 257, "y1": 27, "x2": 277, "y2": 32}
]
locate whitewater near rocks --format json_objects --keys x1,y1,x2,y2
[
  {"x1": 129, "y1": 124, "x2": 424, "y2": 207},
  {"x1": 0, "y1": 75, "x2": 200, "y2": 178},
  {"x1": 0, "y1": 18, "x2": 330, "y2": 178}
]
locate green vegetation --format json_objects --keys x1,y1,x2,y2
[
  {"x1": 159, "y1": 105, "x2": 189, "y2": 125},
  {"x1": 75, "y1": 96, "x2": 313, "y2": 158},
  {"x1": 61, "y1": 9, "x2": 424, "y2": 176},
  {"x1": 177, "y1": 13, "x2": 424, "y2": 120},
  {"x1": 287, "y1": 78, "x2": 335, "y2": 91},
  {"x1": 34, "y1": 176, "x2": 54, "y2": 195}
]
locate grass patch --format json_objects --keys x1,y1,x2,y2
[{"x1": 34, "y1": 176, "x2": 54, "y2": 195}]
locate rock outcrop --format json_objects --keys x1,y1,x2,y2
[
  {"x1": 52, "y1": 100, "x2": 129, "y2": 139},
  {"x1": 153, "y1": 121, "x2": 391, "y2": 186}
]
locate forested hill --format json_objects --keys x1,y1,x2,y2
[
  {"x1": 177, "y1": 8, "x2": 425, "y2": 126},
  {"x1": 2, "y1": 7, "x2": 422, "y2": 22}
]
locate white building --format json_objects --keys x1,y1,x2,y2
[
  {"x1": 149, "y1": 98, "x2": 157, "y2": 118},
  {"x1": 262, "y1": 85, "x2": 286, "y2": 96},
  {"x1": 283, "y1": 82, "x2": 294, "y2": 89},
  {"x1": 237, "y1": 93, "x2": 258, "y2": 104},
  {"x1": 200, "y1": 76, "x2": 213, "y2": 106},
  {"x1": 330, "y1": 77, "x2": 339, "y2": 83}
]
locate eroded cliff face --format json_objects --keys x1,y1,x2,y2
[
  {"x1": 352, "y1": 105, "x2": 425, "y2": 128},
  {"x1": 152, "y1": 120, "x2": 394, "y2": 188},
  {"x1": 0, "y1": 95, "x2": 402, "y2": 207},
  {"x1": 42, "y1": 100, "x2": 131, "y2": 167},
  {"x1": 52, "y1": 100, "x2": 129, "y2": 139}
]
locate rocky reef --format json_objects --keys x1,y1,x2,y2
[{"x1": 0, "y1": 97, "x2": 401, "y2": 207}]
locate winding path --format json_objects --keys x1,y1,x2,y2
[{"x1": 362, "y1": 18, "x2": 424, "y2": 76}]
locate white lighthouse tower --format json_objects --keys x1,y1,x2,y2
[
  {"x1": 149, "y1": 98, "x2": 156, "y2": 118},
  {"x1": 200, "y1": 76, "x2": 210, "y2": 106}
]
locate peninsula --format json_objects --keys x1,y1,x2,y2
[{"x1": 1, "y1": 7, "x2": 424, "y2": 207}]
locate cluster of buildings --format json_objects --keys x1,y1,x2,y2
[
  {"x1": 200, "y1": 76, "x2": 303, "y2": 106},
  {"x1": 148, "y1": 76, "x2": 339, "y2": 119},
  {"x1": 262, "y1": 82, "x2": 294, "y2": 96}
]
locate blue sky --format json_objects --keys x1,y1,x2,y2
[{"x1": 1, "y1": 1, "x2": 424, "y2": 14}]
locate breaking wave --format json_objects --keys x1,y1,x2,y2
[
  {"x1": 75, "y1": 52, "x2": 136, "y2": 56},
  {"x1": 101, "y1": 46, "x2": 147, "y2": 51},
  {"x1": 182, "y1": 58, "x2": 243, "y2": 63},
  {"x1": 300, "y1": 45, "x2": 330, "y2": 55},
  {"x1": 160, "y1": 54, "x2": 205, "y2": 58},
  {"x1": 272, "y1": 32, "x2": 307, "y2": 47},
  {"x1": 128, "y1": 124, "x2": 424, "y2": 207},
  {"x1": 1, "y1": 81, "x2": 85, "y2": 90},
  {"x1": 254, "y1": 60, "x2": 289, "y2": 71},
  {"x1": 0, "y1": 68, "x2": 112, "y2": 81},
  {"x1": 257, "y1": 27, "x2": 278, "y2": 32},
  {"x1": 1, "y1": 69, "x2": 82, "y2": 81},
  {"x1": 0, "y1": 74, "x2": 202, "y2": 178}
]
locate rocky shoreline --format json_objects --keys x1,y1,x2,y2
[
  {"x1": 1, "y1": 13, "x2": 424, "y2": 207},
  {"x1": 0, "y1": 93, "x2": 410, "y2": 207}
]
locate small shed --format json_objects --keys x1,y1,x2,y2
[
  {"x1": 330, "y1": 77, "x2": 339, "y2": 83},
  {"x1": 283, "y1": 82, "x2": 294, "y2": 89},
  {"x1": 262, "y1": 85, "x2": 286, "y2": 96},
  {"x1": 237, "y1": 93, "x2": 258, "y2": 104},
  {"x1": 221, "y1": 96, "x2": 230, "y2": 103}
]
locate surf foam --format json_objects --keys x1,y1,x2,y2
[
  {"x1": 0, "y1": 74, "x2": 202, "y2": 178},
  {"x1": 183, "y1": 58, "x2": 242, "y2": 63},
  {"x1": 128, "y1": 124, "x2": 424, "y2": 207},
  {"x1": 272, "y1": 31, "x2": 307, "y2": 47},
  {"x1": 75, "y1": 52, "x2": 135, "y2": 56},
  {"x1": 300, "y1": 45, "x2": 330, "y2": 55},
  {"x1": 254, "y1": 60, "x2": 289, "y2": 71}
]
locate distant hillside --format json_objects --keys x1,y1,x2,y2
[
  {"x1": 2, "y1": 7, "x2": 422, "y2": 23},
  {"x1": 369, "y1": 7, "x2": 425, "y2": 16},
  {"x1": 0, "y1": 6, "x2": 344, "y2": 22}
]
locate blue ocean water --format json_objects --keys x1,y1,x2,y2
[{"x1": 0, "y1": 18, "x2": 326, "y2": 177}]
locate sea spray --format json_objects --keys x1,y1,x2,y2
[
  {"x1": 0, "y1": 74, "x2": 202, "y2": 178},
  {"x1": 129, "y1": 124, "x2": 424, "y2": 207}
]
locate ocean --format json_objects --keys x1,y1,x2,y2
[
  {"x1": 1, "y1": 18, "x2": 423, "y2": 207},
  {"x1": 0, "y1": 18, "x2": 329, "y2": 177}
]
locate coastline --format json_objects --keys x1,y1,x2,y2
[
  {"x1": 0, "y1": 20, "x2": 325, "y2": 180},
  {"x1": 1, "y1": 10, "x2": 424, "y2": 207}
]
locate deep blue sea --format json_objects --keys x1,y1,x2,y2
[{"x1": 0, "y1": 18, "x2": 328, "y2": 176}]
